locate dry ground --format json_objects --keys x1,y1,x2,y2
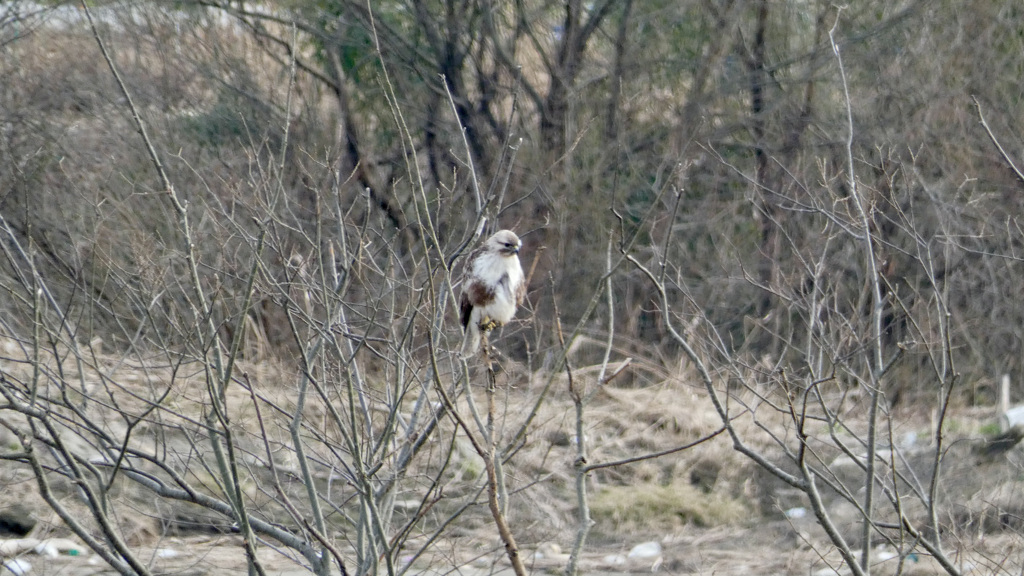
[{"x1": 2, "y1": 336, "x2": 1024, "y2": 576}]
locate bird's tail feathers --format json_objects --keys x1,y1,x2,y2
[{"x1": 459, "y1": 326, "x2": 480, "y2": 358}]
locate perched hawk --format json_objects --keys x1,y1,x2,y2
[{"x1": 459, "y1": 230, "x2": 527, "y2": 357}]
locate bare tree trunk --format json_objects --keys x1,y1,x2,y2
[{"x1": 749, "y1": 0, "x2": 776, "y2": 318}]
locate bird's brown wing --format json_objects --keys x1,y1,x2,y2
[
  {"x1": 459, "y1": 244, "x2": 486, "y2": 329},
  {"x1": 515, "y1": 275, "x2": 526, "y2": 306},
  {"x1": 459, "y1": 290, "x2": 472, "y2": 330},
  {"x1": 460, "y1": 277, "x2": 497, "y2": 329}
]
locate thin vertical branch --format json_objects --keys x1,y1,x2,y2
[
  {"x1": 830, "y1": 13, "x2": 883, "y2": 572},
  {"x1": 443, "y1": 75, "x2": 483, "y2": 216},
  {"x1": 566, "y1": 234, "x2": 614, "y2": 576}
]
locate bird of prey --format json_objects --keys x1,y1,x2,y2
[{"x1": 459, "y1": 230, "x2": 527, "y2": 357}]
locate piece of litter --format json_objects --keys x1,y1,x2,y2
[
  {"x1": 32, "y1": 542, "x2": 58, "y2": 558},
  {"x1": 4, "y1": 558, "x2": 31, "y2": 576},
  {"x1": 602, "y1": 554, "x2": 626, "y2": 566},
  {"x1": 785, "y1": 507, "x2": 808, "y2": 519},
  {"x1": 875, "y1": 548, "x2": 897, "y2": 561},
  {"x1": 155, "y1": 548, "x2": 179, "y2": 558},
  {"x1": 627, "y1": 541, "x2": 662, "y2": 559}
]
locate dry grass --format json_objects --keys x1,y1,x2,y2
[
  {"x1": 4, "y1": 327, "x2": 1024, "y2": 575},
  {"x1": 590, "y1": 480, "x2": 749, "y2": 531}
]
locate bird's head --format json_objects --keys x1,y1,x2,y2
[{"x1": 487, "y1": 230, "x2": 522, "y2": 256}]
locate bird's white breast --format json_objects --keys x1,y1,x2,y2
[{"x1": 471, "y1": 252, "x2": 523, "y2": 324}]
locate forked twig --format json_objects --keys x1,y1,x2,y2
[{"x1": 972, "y1": 95, "x2": 1024, "y2": 186}]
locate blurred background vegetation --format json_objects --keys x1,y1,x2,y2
[{"x1": 2, "y1": 0, "x2": 1023, "y2": 404}]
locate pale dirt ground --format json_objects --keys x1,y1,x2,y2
[
  {"x1": 1, "y1": 338, "x2": 1022, "y2": 576},
  {"x1": 0, "y1": 524, "x2": 984, "y2": 576},
  {"x1": 2, "y1": 451, "x2": 1020, "y2": 576}
]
